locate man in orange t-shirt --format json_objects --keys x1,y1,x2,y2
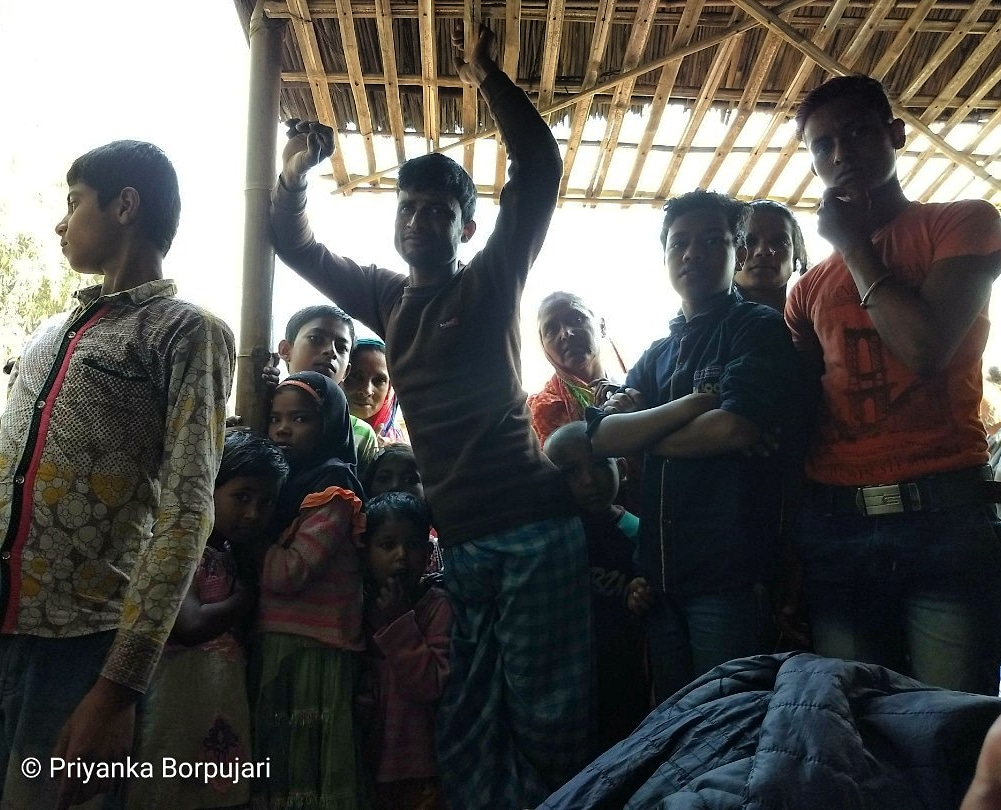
[{"x1": 785, "y1": 75, "x2": 1001, "y2": 695}]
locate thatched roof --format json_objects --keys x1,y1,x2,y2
[{"x1": 233, "y1": 1, "x2": 1001, "y2": 211}]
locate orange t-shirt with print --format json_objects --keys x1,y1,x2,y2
[{"x1": 785, "y1": 199, "x2": 1001, "y2": 486}]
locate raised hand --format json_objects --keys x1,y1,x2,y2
[
  {"x1": 281, "y1": 119, "x2": 335, "y2": 186},
  {"x1": 451, "y1": 22, "x2": 499, "y2": 86},
  {"x1": 261, "y1": 352, "x2": 281, "y2": 390}
]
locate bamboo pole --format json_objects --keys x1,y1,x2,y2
[{"x1": 236, "y1": 0, "x2": 284, "y2": 432}]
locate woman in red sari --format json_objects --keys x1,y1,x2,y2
[{"x1": 527, "y1": 292, "x2": 626, "y2": 447}]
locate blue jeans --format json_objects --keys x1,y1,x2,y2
[
  {"x1": 796, "y1": 501, "x2": 1001, "y2": 695},
  {"x1": 0, "y1": 631, "x2": 121, "y2": 809},
  {"x1": 646, "y1": 585, "x2": 772, "y2": 704}
]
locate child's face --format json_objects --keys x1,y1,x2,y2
[
  {"x1": 342, "y1": 348, "x2": 390, "y2": 420},
  {"x1": 369, "y1": 454, "x2": 423, "y2": 498},
  {"x1": 280, "y1": 317, "x2": 353, "y2": 384},
  {"x1": 54, "y1": 182, "x2": 118, "y2": 274},
  {"x1": 548, "y1": 437, "x2": 620, "y2": 516},
  {"x1": 366, "y1": 518, "x2": 430, "y2": 591},
  {"x1": 735, "y1": 210, "x2": 796, "y2": 292},
  {"x1": 538, "y1": 298, "x2": 601, "y2": 379},
  {"x1": 268, "y1": 387, "x2": 323, "y2": 464},
  {"x1": 664, "y1": 209, "x2": 736, "y2": 311},
  {"x1": 214, "y1": 475, "x2": 281, "y2": 545}
]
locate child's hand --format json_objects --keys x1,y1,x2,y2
[
  {"x1": 626, "y1": 577, "x2": 653, "y2": 615},
  {"x1": 371, "y1": 577, "x2": 412, "y2": 628},
  {"x1": 281, "y1": 119, "x2": 335, "y2": 186},
  {"x1": 230, "y1": 576, "x2": 256, "y2": 617},
  {"x1": 261, "y1": 352, "x2": 281, "y2": 390}
]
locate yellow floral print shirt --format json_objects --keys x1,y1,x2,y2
[{"x1": 0, "y1": 279, "x2": 234, "y2": 692}]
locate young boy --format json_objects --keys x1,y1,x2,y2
[
  {"x1": 264, "y1": 304, "x2": 380, "y2": 474},
  {"x1": 0, "y1": 140, "x2": 234, "y2": 806},
  {"x1": 591, "y1": 190, "x2": 800, "y2": 701},
  {"x1": 543, "y1": 422, "x2": 650, "y2": 753},
  {"x1": 360, "y1": 491, "x2": 451, "y2": 810},
  {"x1": 270, "y1": 23, "x2": 590, "y2": 809},
  {"x1": 786, "y1": 75, "x2": 1001, "y2": 694}
]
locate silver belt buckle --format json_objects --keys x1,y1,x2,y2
[{"x1": 856, "y1": 483, "x2": 920, "y2": 516}]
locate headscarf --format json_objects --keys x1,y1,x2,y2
[
  {"x1": 531, "y1": 293, "x2": 628, "y2": 432},
  {"x1": 268, "y1": 370, "x2": 364, "y2": 538},
  {"x1": 354, "y1": 337, "x2": 407, "y2": 442}
]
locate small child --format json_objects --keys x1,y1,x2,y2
[
  {"x1": 265, "y1": 304, "x2": 380, "y2": 474},
  {"x1": 365, "y1": 443, "x2": 424, "y2": 499},
  {"x1": 253, "y1": 371, "x2": 367, "y2": 809},
  {"x1": 130, "y1": 429, "x2": 288, "y2": 809},
  {"x1": 358, "y1": 491, "x2": 452, "y2": 810},
  {"x1": 544, "y1": 422, "x2": 650, "y2": 753},
  {"x1": 365, "y1": 444, "x2": 443, "y2": 578}
]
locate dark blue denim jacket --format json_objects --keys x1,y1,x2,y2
[{"x1": 622, "y1": 289, "x2": 802, "y2": 597}]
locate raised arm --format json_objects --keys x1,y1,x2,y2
[
  {"x1": 270, "y1": 123, "x2": 400, "y2": 332},
  {"x1": 818, "y1": 192, "x2": 1001, "y2": 376},
  {"x1": 458, "y1": 23, "x2": 562, "y2": 276}
]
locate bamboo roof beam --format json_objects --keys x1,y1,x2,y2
[
  {"x1": 621, "y1": 0, "x2": 703, "y2": 200},
  {"x1": 460, "y1": 0, "x2": 480, "y2": 176},
  {"x1": 417, "y1": 0, "x2": 439, "y2": 151},
  {"x1": 729, "y1": 0, "x2": 1001, "y2": 193},
  {"x1": 334, "y1": 0, "x2": 377, "y2": 176},
  {"x1": 834, "y1": 0, "x2": 897, "y2": 68},
  {"x1": 558, "y1": 0, "x2": 617, "y2": 200},
  {"x1": 538, "y1": 0, "x2": 568, "y2": 120},
  {"x1": 281, "y1": 0, "x2": 349, "y2": 184},
  {"x1": 915, "y1": 13, "x2": 1001, "y2": 124},
  {"x1": 738, "y1": 0, "x2": 850, "y2": 199},
  {"x1": 900, "y1": 59, "x2": 1001, "y2": 191},
  {"x1": 493, "y1": 1, "x2": 522, "y2": 198},
  {"x1": 324, "y1": 0, "x2": 858, "y2": 196},
  {"x1": 585, "y1": 0, "x2": 662, "y2": 199},
  {"x1": 922, "y1": 104, "x2": 1001, "y2": 200},
  {"x1": 373, "y1": 0, "x2": 407, "y2": 164},
  {"x1": 868, "y1": 0, "x2": 936, "y2": 81},
  {"x1": 756, "y1": 0, "x2": 892, "y2": 198},
  {"x1": 656, "y1": 33, "x2": 743, "y2": 199},
  {"x1": 262, "y1": 1, "x2": 1000, "y2": 32},
  {"x1": 698, "y1": 30, "x2": 781, "y2": 191},
  {"x1": 896, "y1": 0, "x2": 994, "y2": 104}
]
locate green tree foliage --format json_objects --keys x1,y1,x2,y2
[{"x1": 0, "y1": 230, "x2": 77, "y2": 370}]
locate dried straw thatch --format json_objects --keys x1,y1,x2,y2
[{"x1": 232, "y1": 1, "x2": 1001, "y2": 210}]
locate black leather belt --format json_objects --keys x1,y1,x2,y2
[{"x1": 808, "y1": 465, "x2": 1001, "y2": 517}]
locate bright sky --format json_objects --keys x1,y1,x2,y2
[{"x1": 2, "y1": 1, "x2": 999, "y2": 402}]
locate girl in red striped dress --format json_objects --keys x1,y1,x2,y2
[{"x1": 253, "y1": 370, "x2": 367, "y2": 809}]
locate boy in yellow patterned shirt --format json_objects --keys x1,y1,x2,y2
[{"x1": 0, "y1": 140, "x2": 234, "y2": 806}]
